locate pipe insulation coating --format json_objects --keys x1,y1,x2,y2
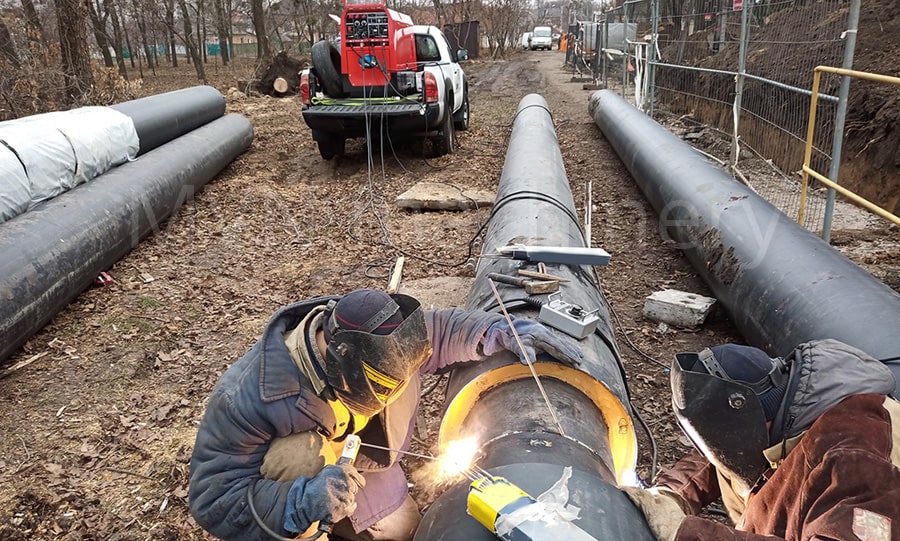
[
  {"x1": 414, "y1": 94, "x2": 654, "y2": 540},
  {"x1": 0, "y1": 113, "x2": 254, "y2": 365},
  {"x1": 110, "y1": 85, "x2": 226, "y2": 156},
  {"x1": 588, "y1": 89, "x2": 900, "y2": 392}
]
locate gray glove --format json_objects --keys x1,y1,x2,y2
[
  {"x1": 483, "y1": 318, "x2": 583, "y2": 366},
  {"x1": 619, "y1": 486, "x2": 687, "y2": 541},
  {"x1": 283, "y1": 463, "x2": 366, "y2": 534}
]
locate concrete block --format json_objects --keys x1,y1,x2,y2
[
  {"x1": 642, "y1": 289, "x2": 717, "y2": 328},
  {"x1": 395, "y1": 181, "x2": 494, "y2": 211}
]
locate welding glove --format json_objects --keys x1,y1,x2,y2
[
  {"x1": 283, "y1": 463, "x2": 366, "y2": 534},
  {"x1": 619, "y1": 486, "x2": 687, "y2": 541},
  {"x1": 483, "y1": 318, "x2": 583, "y2": 367}
]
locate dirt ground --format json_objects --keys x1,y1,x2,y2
[{"x1": 0, "y1": 49, "x2": 897, "y2": 540}]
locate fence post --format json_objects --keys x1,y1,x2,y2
[
  {"x1": 603, "y1": 16, "x2": 609, "y2": 88},
  {"x1": 649, "y1": 0, "x2": 658, "y2": 117},
  {"x1": 731, "y1": 0, "x2": 752, "y2": 167},
  {"x1": 822, "y1": 0, "x2": 861, "y2": 242}
]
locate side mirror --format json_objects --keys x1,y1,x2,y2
[{"x1": 457, "y1": 49, "x2": 468, "y2": 61}]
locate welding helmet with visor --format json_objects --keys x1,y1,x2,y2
[
  {"x1": 323, "y1": 292, "x2": 431, "y2": 418},
  {"x1": 671, "y1": 346, "x2": 788, "y2": 496}
]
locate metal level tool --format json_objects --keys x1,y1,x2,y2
[{"x1": 495, "y1": 245, "x2": 611, "y2": 267}]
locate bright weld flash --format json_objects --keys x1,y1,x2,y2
[{"x1": 438, "y1": 438, "x2": 479, "y2": 480}]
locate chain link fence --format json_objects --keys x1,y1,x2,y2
[
  {"x1": 569, "y1": 1, "x2": 881, "y2": 236},
  {"x1": 649, "y1": 0, "x2": 857, "y2": 233}
]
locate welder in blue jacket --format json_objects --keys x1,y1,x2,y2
[{"x1": 189, "y1": 288, "x2": 581, "y2": 541}]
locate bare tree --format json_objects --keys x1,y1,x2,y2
[
  {"x1": 21, "y1": 0, "x2": 44, "y2": 44},
  {"x1": 55, "y1": 0, "x2": 95, "y2": 104},
  {"x1": 250, "y1": 0, "x2": 270, "y2": 59},
  {"x1": 105, "y1": 0, "x2": 129, "y2": 77},
  {"x1": 482, "y1": 0, "x2": 529, "y2": 57},
  {"x1": 132, "y1": 0, "x2": 155, "y2": 71},
  {"x1": 88, "y1": 0, "x2": 115, "y2": 68},
  {"x1": 291, "y1": 0, "x2": 341, "y2": 45},
  {"x1": 213, "y1": 0, "x2": 230, "y2": 64},
  {"x1": 0, "y1": 16, "x2": 21, "y2": 69},
  {"x1": 165, "y1": 0, "x2": 178, "y2": 66},
  {"x1": 430, "y1": 0, "x2": 447, "y2": 26},
  {"x1": 179, "y1": 0, "x2": 207, "y2": 81}
]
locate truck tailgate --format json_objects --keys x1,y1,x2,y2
[{"x1": 303, "y1": 102, "x2": 424, "y2": 117}]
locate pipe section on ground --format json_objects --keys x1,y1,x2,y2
[
  {"x1": 0, "y1": 114, "x2": 254, "y2": 365},
  {"x1": 413, "y1": 94, "x2": 653, "y2": 540},
  {"x1": 111, "y1": 85, "x2": 226, "y2": 155},
  {"x1": 589, "y1": 89, "x2": 900, "y2": 392}
]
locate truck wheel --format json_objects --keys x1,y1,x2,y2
[
  {"x1": 317, "y1": 137, "x2": 345, "y2": 160},
  {"x1": 453, "y1": 91, "x2": 470, "y2": 131},
  {"x1": 431, "y1": 113, "x2": 456, "y2": 157},
  {"x1": 311, "y1": 40, "x2": 344, "y2": 98}
]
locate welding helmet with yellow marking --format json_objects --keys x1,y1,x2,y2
[
  {"x1": 671, "y1": 345, "x2": 789, "y2": 497},
  {"x1": 323, "y1": 290, "x2": 431, "y2": 418}
]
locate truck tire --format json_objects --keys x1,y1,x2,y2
[
  {"x1": 317, "y1": 137, "x2": 345, "y2": 160},
  {"x1": 453, "y1": 90, "x2": 470, "y2": 131},
  {"x1": 431, "y1": 99, "x2": 456, "y2": 157},
  {"x1": 311, "y1": 40, "x2": 344, "y2": 98}
]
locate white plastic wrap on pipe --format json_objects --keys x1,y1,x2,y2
[
  {"x1": 0, "y1": 106, "x2": 139, "y2": 222},
  {"x1": 0, "y1": 144, "x2": 28, "y2": 222}
]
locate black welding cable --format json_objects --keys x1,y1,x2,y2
[{"x1": 247, "y1": 478, "x2": 305, "y2": 541}]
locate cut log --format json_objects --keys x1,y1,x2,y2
[{"x1": 273, "y1": 77, "x2": 288, "y2": 93}]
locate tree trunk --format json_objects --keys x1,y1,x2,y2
[
  {"x1": 105, "y1": 0, "x2": 127, "y2": 78},
  {"x1": 55, "y1": 0, "x2": 95, "y2": 104},
  {"x1": 226, "y1": 0, "x2": 234, "y2": 57},
  {"x1": 123, "y1": 15, "x2": 135, "y2": 68},
  {"x1": 131, "y1": 0, "x2": 154, "y2": 70},
  {"x1": 250, "y1": 0, "x2": 270, "y2": 60},
  {"x1": 88, "y1": 0, "x2": 115, "y2": 68},
  {"x1": 21, "y1": 0, "x2": 44, "y2": 44},
  {"x1": 0, "y1": 17, "x2": 20, "y2": 69},
  {"x1": 214, "y1": 0, "x2": 229, "y2": 64},
  {"x1": 178, "y1": 0, "x2": 206, "y2": 82},
  {"x1": 165, "y1": 0, "x2": 177, "y2": 67},
  {"x1": 430, "y1": 0, "x2": 446, "y2": 27},
  {"x1": 197, "y1": 0, "x2": 207, "y2": 64}
]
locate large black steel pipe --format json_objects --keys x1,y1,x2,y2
[
  {"x1": 110, "y1": 85, "x2": 226, "y2": 155},
  {"x1": 589, "y1": 89, "x2": 900, "y2": 392},
  {"x1": 414, "y1": 95, "x2": 653, "y2": 540},
  {"x1": 0, "y1": 114, "x2": 253, "y2": 365}
]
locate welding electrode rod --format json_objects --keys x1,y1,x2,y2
[
  {"x1": 358, "y1": 442, "x2": 438, "y2": 461},
  {"x1": 487, "y1": 279, "x2": 567, "y2": 438}
]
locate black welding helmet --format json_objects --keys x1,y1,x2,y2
[
  {"x1": 671, "y1": 345, "x2": 789, "y2": 495},
  {"x1": 323, "y1": 290, "x2": 431, "y2": 418}
]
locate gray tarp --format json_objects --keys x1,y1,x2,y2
[{"x1": 0, "y1": 106, "x2": 139, "y2": 223}]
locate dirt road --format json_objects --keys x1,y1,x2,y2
[{"x1": 0, "y1": 50, "x2": 890, "y2": 539}]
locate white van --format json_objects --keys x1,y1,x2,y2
[
  {"x1": 530, "y1": 26, "x2": 552, "y2": 50},
  {"x1": 521, "y1": 32, "x2": 532, "y2": 50}
]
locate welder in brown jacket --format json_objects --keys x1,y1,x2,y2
[{"x1": 622, "y1": 339, "x2": 900, "y2": 541}]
